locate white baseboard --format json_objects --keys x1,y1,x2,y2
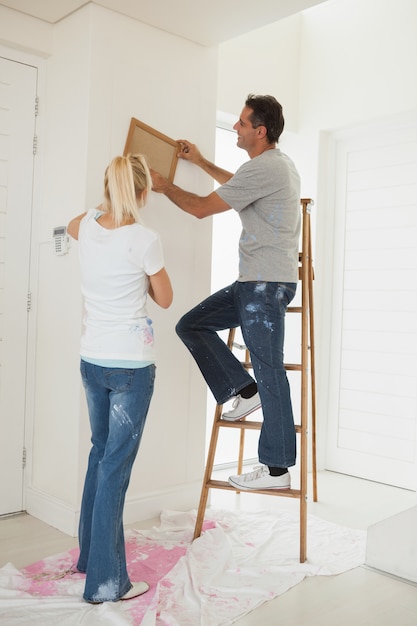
[
  {"x1": 25, "y1": 487, "x2": 79, "y2": 537},
  {"x1": 25, "y1": 481, "x2": 202, "y2": 538},
  {"x1": 123, "y1": 481, "x2": 202, "y2": 526}
]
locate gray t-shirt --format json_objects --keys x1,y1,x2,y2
[{"x1": 215, "y1": 149, "x2": 301, "y2": 282}]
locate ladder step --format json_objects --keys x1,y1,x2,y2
[
  {"x1": 241, "y1": 361, "x2": 302, "y2": 371},
  {"x1": 285, "y1": 363, "x2": 302, "y2": 371},
  {"x1": 217, "y1": 419, "x2": 302, "y2": 434},
  {"x1": 287, "y1": 306, "x2": 303, "y2": 313},
  {"x1": 206, "y1": 479, "x2": 302, "y2": 498}
]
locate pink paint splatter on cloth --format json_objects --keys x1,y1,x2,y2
[
  {"x1": 21, "y1": 548, "x2": 82, "y2": 593},
  {"x1": 18, "y1": 534, "x2": 187, "y2": 612},
  {"x1": 13, "y1": 516, "x2": 217, "y2": 624}
]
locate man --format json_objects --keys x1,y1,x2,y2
[{"x1": 151, "y1": 94, "x2": 301, "y2": 490}]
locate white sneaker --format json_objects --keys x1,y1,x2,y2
[
  {"x1": 228, "y1": 465, "x2": 291, "y2": 490},
  {"x1": 221, "y1": 392, "x2": 261, "y2": 421},
  {"x1": 120, "y1": 581, "x2": 150, "y2": 601}
]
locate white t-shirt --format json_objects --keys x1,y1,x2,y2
[
  {"x1": 78, "y1": 209, "x2": 164, "y2": 362},
  {"x1": 215, "y1": 149, "x2": 301, "y2": 283}
]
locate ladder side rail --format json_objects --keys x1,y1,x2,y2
[
  {"x1": 193, "y1": 329, "x2": 237, "y2": 539},
  {"x1": 307, "y1": 206, "x2": 318, "y2": 502}
]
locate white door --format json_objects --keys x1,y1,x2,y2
[
  {"x1": 0, "y1": 56, "x2": 37, "y2": 514},
  {"x1": 326, "y1": 113, "x2": 417, "y2": 490}
]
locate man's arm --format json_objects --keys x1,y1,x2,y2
[
  {"x1": 177, "y1": 140, "x2": 233, "y2": 185},
  {"x1": 151, "y1": 170, "x2": 230, "y2": 219}
]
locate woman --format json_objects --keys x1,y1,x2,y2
[{"x1": 68, "y1": 154, "x2": 173, "y2": 603}]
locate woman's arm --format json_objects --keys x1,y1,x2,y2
[
  {"x1": 148, "y1": 267, "x2": 173, "y2": 309},
  {"x1": 67, "y1": 212, "x2": 87, "y2": 240}
]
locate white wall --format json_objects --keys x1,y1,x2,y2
[
  {"x1": 0, "y1": 4, "x2": 217, "y2": 534},
  {"x1": 217, "y1": 0, "x2": 417, "y2": 466},
  {"x1": 217, "y1": 14, "x2": 302, "y2": 133}
]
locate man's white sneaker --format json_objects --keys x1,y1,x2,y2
[
  {"x1": 228, "y1": 465, "x2": 291, "y2": 490},
  {"x1": 221, "y1": 392, "x2": 261, "y2": 421}
]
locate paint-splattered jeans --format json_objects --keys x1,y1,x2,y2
[
  {"x1": 176, "y1": 281, "x2": 297, "y2": 468},
  {"x1": 77, "y1": 361, "x2": 155, "y2": 602}
]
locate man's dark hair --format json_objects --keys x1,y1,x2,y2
[{"x1": 245, "y1": 94, "x2": 285, "y2": 144}]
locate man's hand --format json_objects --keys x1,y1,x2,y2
[
  {"x1": 177, "y1": 139, "x2": 233, "y2": 185},
  {"x1": 177, "y1": 140, "x2": 203, "y2": 166}
]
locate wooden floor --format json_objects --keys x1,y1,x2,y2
[{"x1": 1, "y1": 470, "x2": 417, "y2": 625}]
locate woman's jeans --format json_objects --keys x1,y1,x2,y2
[
  {"x1": 176, "y1": 281, "x2": 297, "y2": 469},
  {"x1": 77, "y1": 361, "x2": 155, "y2": 603}
]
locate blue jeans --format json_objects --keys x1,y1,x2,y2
[
  {"x1": 77, "y1": 361, "x2": 155, "y2": 602},
  {"x1": 176, "y1": 281, "x2": 297, "y2": 468}
]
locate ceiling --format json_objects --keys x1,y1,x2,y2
[{"x1": 0, "y1": 0, "x2": 327, "y2": 46}]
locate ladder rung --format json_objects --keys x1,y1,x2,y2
[
  {"x1": 285, "y1": 363, "x2": 302, "y2": 371},
  {"x1": 206, "y1": 479, "x2": 302, "y2": 498},
  {"x1": 217, "y1": 419, "x2": 302, "y2": 434},
  {"x1": 287, "y1": 306, "x2": 302, "y2": 313},
  {"x1": 240, "y1": 361, "x2": 302, "y2": 371},
  {"x1": 217, "y1": 419, "x2": 262, "y2": 430}
]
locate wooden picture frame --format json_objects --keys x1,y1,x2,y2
[{"x1": 123, "y1": 117, "x2": 180, "y2": 182}]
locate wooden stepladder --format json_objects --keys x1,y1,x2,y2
[{"x1": 193, "y1": 198, "x2": 316, "y2": 563}]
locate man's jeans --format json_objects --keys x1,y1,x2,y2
[
  {"x1": 176, "y1": 281, "x2": 297, "y2": 468},
  {"x1": 77, "y1": 361, "x2": 155, "y2": 602}
]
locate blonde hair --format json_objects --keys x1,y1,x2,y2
[{"x1": 103, "y1": 154, "x2": 152, "y2": 226}]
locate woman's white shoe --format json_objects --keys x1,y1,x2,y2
[{"x1": 120, "y1": 581, "x2": 150, "y2": 601}]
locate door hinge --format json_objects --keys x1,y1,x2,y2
[
  {"x1": 22, "y1": 447, "x2": 27, "y2": 469},
  {"x1": 33, "y1": 134, "x2": 38, "y2": 156},
  {"x1": 35, "y1": 96, "x2": 39, "y2": 117},
  {"x1": 27, "y1": 291, "x2": 32, "y2": 312}
]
